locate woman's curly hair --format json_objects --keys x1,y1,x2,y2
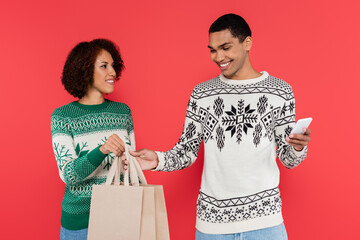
[{"x1": 61, "y1": 39, "x2": 125, "y2": 99}]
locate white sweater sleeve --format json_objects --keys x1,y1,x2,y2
[
  {"x1": 274, "y1": 89, "x2": 308, "y2": 169},
  {"x1": 155, "y1": 90, "x2": 204, "y2": 171}
]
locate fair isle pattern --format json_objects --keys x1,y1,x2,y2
[
  {"x1": 192, "y1": 76, "x2": 294, "y2": 101},
  {"x1": 199, "y1": 187, "x2": 280, "y2": 208},
  {"x1": 68, "y1": 178, "x2": 107, "y2": 197},
  {"x1": 276, "y1": 134, "x2": 308, "y2": 169},
  {"x1": 51, "y1": 100, "x2": 135, "y2": 230},
  {"x1": 51, "y1": 113, "x2": 133, "y2": 136},
  {"x1": 156, "y1": 72, "x2": 308, "y2": 233},
  {"x1": 197, "y1": 188, "x2": 282, "y2": 223},
  {"x1": 160, "y1": 74, "x2": 305, "y2": 172},
  {"x1": 62, "y1": 159, "x2": 99, "y2": 185}
]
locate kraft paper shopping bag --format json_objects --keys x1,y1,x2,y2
[{"x1": 88, "y1": 143, "x2": 170, "y2": 240}]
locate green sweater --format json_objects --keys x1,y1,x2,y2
[{"x1": 51, "y1": 99, "x2": 135, "y2": 230}]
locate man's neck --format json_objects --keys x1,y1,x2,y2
[
  {"x1": 227, "y1": 57, "x2": 261, "y2": 80},
  {"x1": 229, "y1": 70, "x2": 261, "y2": 80}
]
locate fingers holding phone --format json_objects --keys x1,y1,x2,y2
[{"x1": 286, "y1": 118, "x2": 312, "y2": 151}]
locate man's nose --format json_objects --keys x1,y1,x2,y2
[{"x1": 215, "y1": 52, "x2": 225, "y2": 63}]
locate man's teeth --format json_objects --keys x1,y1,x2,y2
[{"x1": 220, "y1": 62, "x2": 230, "y2": 67}]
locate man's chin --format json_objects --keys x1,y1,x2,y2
[{"x1": 222, "y1": 71, "x2": 234, "y2": 79}]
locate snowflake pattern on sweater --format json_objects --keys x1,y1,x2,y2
[
  {"x1": 51, "y1": 99, "x2": 135, "y2": 230},
  {"x1": 156, "y1": 72, "x2": 308, "y2": 233}
]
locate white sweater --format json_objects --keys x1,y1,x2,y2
[{"x1": 155, "y1": 72, "x2": 307, "y2": 234}]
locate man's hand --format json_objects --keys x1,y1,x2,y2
[
  {"x1": 286, "y1": 128, "x2": 311, "y2": 151},
  {"x1": 122, "y1": 148, "x2": 159, "y2": 171},
  {"x1": 99, "y1": 134, "x2": 125, "y2": 156}
]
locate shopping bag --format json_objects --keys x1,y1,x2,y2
[
  {"x1": 144, "y1": 184, "x2": 170, "y2": 240},
  {"x1": 87, "y1": 143, "x2": 170, "y2": 240}
]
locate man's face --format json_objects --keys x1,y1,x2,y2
[{"x1": 208, "y1": 29, "x2": 251, "y2": 79}]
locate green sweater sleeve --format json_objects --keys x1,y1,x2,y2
[{"x1": 51, "y1": 110, "x2": 107, "y2": 186}]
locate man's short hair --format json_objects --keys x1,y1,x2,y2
[{"x1": 209, "y1": 13, "x2": 252, "y2": 42}]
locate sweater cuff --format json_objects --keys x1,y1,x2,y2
[
  {"x1": 88, "y1": 146, "x2": 108, "y2": 167},
  {"x1": 291, "y1": 145, "x2": 308, "y2": 156},
  {"x1": 153, "y1": 151, "x2": 166, "y2": 171}
]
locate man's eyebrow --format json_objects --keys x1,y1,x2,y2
[{"x1": 208, "y1": 42, "x2": 232, "y2": 49}]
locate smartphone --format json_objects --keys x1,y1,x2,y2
[{"x1": 290, "y1": 118, "x2": 312, "y2": 134}]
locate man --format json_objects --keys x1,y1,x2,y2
[{"x1": 125, "y1": 13, "x2": 311, "y2": 239}]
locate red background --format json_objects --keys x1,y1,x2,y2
[{"x1": 1, "y1": 0, "x2": 359, "y2": 239}]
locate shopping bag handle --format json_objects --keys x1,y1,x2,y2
[
  {"x1": 105, "y1": 154, "x2": 121, "y2": 186},
  {"x1": 105, "y1": 139, "x2": 147, "y2": 186}
]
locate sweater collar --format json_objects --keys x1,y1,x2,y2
[
  {"x1": 219, "y1": 71, "x2": 269, "y2": 85},
  {"x1": 72, "y1": 99, "x2": 110, "y2": 110}
]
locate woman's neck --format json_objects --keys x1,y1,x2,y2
[{"x1": 78, "y1": 91, "x2": 105, "y2": 105}]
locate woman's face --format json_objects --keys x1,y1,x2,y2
[{"x1": 90, "y1": 49, "x2": 116, "y2": 95}]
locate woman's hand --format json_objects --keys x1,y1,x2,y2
[{"x1": 99, "y1": 134, "x2": 125, "y2": 156}]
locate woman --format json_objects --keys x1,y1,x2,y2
[{"x1": 51, "y1": 39, "x2": 135, "y2": 239}]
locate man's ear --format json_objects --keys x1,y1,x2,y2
[{"x1": 243, "y1": 36, "x2": 252, "y2": 51}]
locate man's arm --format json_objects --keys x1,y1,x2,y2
[
  {"x1": 275, "y1": 90, "x2": 311, "y2": 169},
  {"x1": 127, "y1": 89, "x2": 204, "y2": 171}
]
